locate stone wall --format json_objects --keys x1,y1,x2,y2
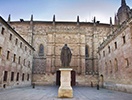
[
  {"x1": 0, "y1": 17, "x2": 34, "y2": 89},
  {"x1": 98, "y1": 19, "x2": 132, "y2": 93}
]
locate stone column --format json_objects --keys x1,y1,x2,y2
[{"x1": 58, "y1": 68, "x2": 73, "y2": 98}]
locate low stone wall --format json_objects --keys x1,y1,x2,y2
[
  {"x1": 32, "y1": 74, "x2": 56, "y2": 85},
  {"x1": 32, "y1": 73, "x2": 98, "y2": 86},
  {"x1": 76, "y1": 75, "x2": 98, "y2": 86},
  {"x1": 104, "y1": 83, "x2": 132, "y2": 93},
  {"x1": 0, "y1": 81, "x2": 31, "y2": 90}
]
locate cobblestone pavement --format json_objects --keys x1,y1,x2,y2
[{"x1": 0, "y1": 86, "x2": 132, "y2": 100}]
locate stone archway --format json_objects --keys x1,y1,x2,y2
[{"x1": 100, "y1": 75, "x2": 104, "y2": 88}]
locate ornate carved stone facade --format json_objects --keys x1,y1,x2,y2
[{"x1": 9, "y1": 19, "x2": 111, "y2": 86}]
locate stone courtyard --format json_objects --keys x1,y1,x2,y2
[{"x1": 0, "y1": 86, "x2": 132, "y2": 100}]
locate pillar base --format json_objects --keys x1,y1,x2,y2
[
  {"x1": 58, "y1": 86, "x2": 73, "y2": 98},
  {"x1": 58, "y1": 68, "x2": 73, "y2": 98}
]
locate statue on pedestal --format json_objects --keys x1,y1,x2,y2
[
  {"x1": 60, "y1": 44, "x2": 72, "y2": 67},
  {"x1": 59, "y1": 44, "x2": 73, "y2": 98}
]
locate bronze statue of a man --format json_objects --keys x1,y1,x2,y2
[{"x1": 61, "y1": 44, "x2": 72, "y2": 67}]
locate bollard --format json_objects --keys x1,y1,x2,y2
[
  {"x1": 97, "y1": 84, "x2": 99, "y2": 90},
  {"x1": 32, "y1": 83, "x2": 35, "y2": 88}
]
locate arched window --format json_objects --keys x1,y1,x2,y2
[
  {"x1": 114, "y1": 58, "x2": 118, "y2": 72},
  {"x1": 39, "y1": 44, "x2": 44, "y2": 56},
  {"x1": 85, "y1": 45, "x2": 89, "y2": 58},
  {"x1": 109, "y1": 60, "x2": 112, "y2": 74},
  {"x1": 105, "y1": 62, "x2": 108, "y2": 75},
  {"x1": 108, "y1": 46, "x2": 110, "y2": 53},
  {"x1": 125, "y1": 58, "x2": 129, "y2": 68}
]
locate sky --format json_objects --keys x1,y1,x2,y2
[{"x1": 0, "y1": 0, "x2": 132, "y2": 23}]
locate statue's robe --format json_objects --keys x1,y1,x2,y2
[{"x1": 61, "y1": 45, "x2": 72, "y2": 67}]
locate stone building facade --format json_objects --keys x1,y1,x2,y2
[
  {"x1": 0, "y1": 0, "x2": 131, "y2": 93},
  {"x1": 98, "y1": 17, "x2": 132, "y2": 93},
  {"x1": 98, "y1": 0, "x2": 132, "y2": 93},
  {"x1": 9, "y1": 17, "x2": 111, "y2": 86},
  {"x1": 0, "y1": 17, "x2": 34, "y2": 89}
]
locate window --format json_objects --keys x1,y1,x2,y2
[
  {"x1": 99, "y1": 53, "x2": 101, "y2": 59},
  {"x1": 27, "y1": 74, "x2": 29, "y2": 81},
  {"x1": 18, "y1": 56, "x2": 21, "y2": 64},
  {"x1": 108, "y1": 46, "x2": 110, "y2": 53},
  {"x1": 29, "y1": 50, "x2": 31, "y2": 55},
  {"x1": 25, "y1": 46, "x2": 27, "y2": 51},
  {"x1": 28, "y1": 61, "x2": 30, "y2": 67},
  {"x1": 114, "y1": 58, "x2": 118, "y2": 72},
  {"x1": 22, "y1": 73, "x2": 24, "y2": 81},
  {"x1": 123, "y1": 36, "x2": 126, "y2": 44},
  {"x1": 85, "y1": 45, "x2": 89, "y2": 58},
  {"x1": 7, "y1": 51, "x2": 10, "y2": 60},
  {"x1": 115, "y1": 42, "x2": 117, "y2": 49},
  {"x1": 39, "y1": 44, "x2": 44, "y2": 56},
  {"x1": 11, "y1": 72, "x2": 14, "y2": 81},
  {"x1": 103, "y1": 51, "x2": 105, "y2": 57},
  {"x1": 20, "y1": 42, "x2": 22, "y2": 48},
  {"x1": 0, "y1": 47, "x2": 2, "y2": 56},
  {"x1": 105, "y1": 62, "x2": 108, "y2": 75},
  {"x1": 15, "y1": 38, "x2": 18, "y2": 45},
  {"x1": 3, "y1": 71, "x2": 8, "y2": 81},
  {"x1": 1, "y1": 27, "x2": 5, "y2": 35},
  {"x1": 13, "y1": 54, "x2": 16, "y2": 62},
  {"x1": 9, "y1": 34, "x2": 12, "y2": 40},
  {"x1": 16, "y1": 73, "x2": 19, "y2": 81},
  {"x1": 125, "y1": 58, "x2": 129, "y2": 68},
  {"x1": 23, "y1": 59, "x2": 26, "y2": 66},
  {"x1": 110, "y1": 60, "x2": 112, "y2": 74}
]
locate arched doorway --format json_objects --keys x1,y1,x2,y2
[
  {"x1": 100, "y1": 75, "x2": 104, "y2": 88},
  {"x1": 56, "y1": 70, "x2": 76, "y2": 86}
]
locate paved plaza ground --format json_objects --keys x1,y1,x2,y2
[{"x1": 0, "y1": 86, "x2": 132, "y2": 100}]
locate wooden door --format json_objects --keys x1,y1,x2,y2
[
  {"x1": 71, "y1": 71, "x2": 76, "y2": 86},
  {"x1": 56, "y1": 71, "x2": 60, "y2": 86}
]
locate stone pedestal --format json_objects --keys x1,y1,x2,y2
[{"x1": 58, "y1": 68, "x2": 73, "y2": 98}]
